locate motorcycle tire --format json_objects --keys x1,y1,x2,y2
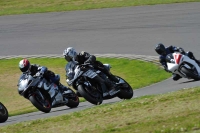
[
  {"x1": 29, "y1": 93, "x2": 51, "y2": 113},
  {"x1": 0, "y1": 102, "x2": 8, "y2": 123},
  {"x1": 66, "y1": 90, "x2": 80, "y2": 108},
  {"x1": 78, "y1": 84, "x2": 103, "y2": 105},
  {"x1": 181, "y1": 66, "x2": 200, "y2": 80},
  {"x1": 116, "y1": 76, "x2": 134, "y2": 99}
]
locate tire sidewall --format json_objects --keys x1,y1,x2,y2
[
  {"x1": 181, "y1": 66, "x2": 199, "y2": 80},
  {"x1": 78, "y1": 84, "x2": 103, "y2": 105},
  {"x1": 116, "y1": 76, "x2": 134, "y2": 99},
  {"x1": 65, "y1": 90, "x2": 80, "y2": 108},
  {"x1": 0, "y1": 102, "x2": 8, "y2": 123},
  {"x1": 29, "y1": 92, "x2": 51, "y2": 113}
]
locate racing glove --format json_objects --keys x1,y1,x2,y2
[
  {"x1": 38, "y1": 66, "x2": 47, "y2": 76},
  {"x1": 177, "y1": 47, "x2": 186, "y2": 54}
]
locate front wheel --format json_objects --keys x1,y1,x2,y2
[
  {"x1": 117, "y1": 77, "x2": 134, "y2": 99},
  {"x1": 29, "y1": 91, "x2": 52, "y2": 113},
  {"x1": 78, "y1": 84, "x2": 103, "y2": 105},
  {"x1": 0, "y1": 102, "x2": 8, "y2": 123},
  {"x1": 180, "y1": 66, "x2": 200, "y2": 80}
]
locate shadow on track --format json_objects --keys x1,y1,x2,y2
[{"x1": 179, "y1": 79, "x2": 200, "y2": 84}]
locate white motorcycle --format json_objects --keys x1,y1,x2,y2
[{"x1": 166, "y1": 52, "x2": 200, "y2": 80}]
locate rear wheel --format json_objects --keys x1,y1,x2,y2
[
  {"x1": 181, "y1": 66, "x2": 200, "y2": 80},
  {"x1": 65, "y1": 90, "x2": 80, "y2": 108},
  {"x1": 78, "y1": 84, "x2": 103, "y2": 105},
  {"x1": 117, "y1": 77, "x2": 134, "y2": 99},
  {"x1": 29, "y1": 91, "x2": 51, "y2": 113},
  {"x1": 0, "y1": 102, "x2": 8, "y2": 123}
]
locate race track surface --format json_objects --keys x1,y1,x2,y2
[{"x1": 0, "y1": 2, "x2": 200, "y2": 126}]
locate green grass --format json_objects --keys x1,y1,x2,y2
[
  {"x1": 0, "y1": 0, "x2": 200, "y2": 16},
  {"x1": 0, "y1": 0, "x2": 199, "y2": 132},
  {"x1": 0, "y1": 57, "x2": 170, "y2": 116},
  {"x1": 1, "y1": 87, "x2": 200, "y2": 133}
]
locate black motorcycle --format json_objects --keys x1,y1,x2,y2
[
  {"x1": 17, "y1": 73, "x2": 79, "y2": 113},
  {"x1": 0, "y1": 102, "x2": 8, "y2": 123},
  {"x1": 66, "y1": 61, "x2": 133, "y2": 105}
]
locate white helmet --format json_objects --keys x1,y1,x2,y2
[
  {"x1": 19, "y1": 59, "x2": 31, "y2": 73},
  {"x1": 63, "y1": 47, "x2": 77, "y2": 62}
]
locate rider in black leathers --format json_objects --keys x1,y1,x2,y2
[
  {"x1": 63, "y1": 47, "x2": 119, "y2": 97},
  {"x1": 155, "y1": 43, "x2": 200, "y2": 81},
  {"x1": 19, "y1": 59, "x2": 71, "y2": 94}
]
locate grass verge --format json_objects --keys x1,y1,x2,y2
[
  {"x1": 0, "y1": 87, "x2": 199, "y2": 133},
  {"x1": 0, "y1": 0, "x2": 200, "y2": 16},
  {"x1": 0, "y1": 57, "x2": 170, "y2": 116}
]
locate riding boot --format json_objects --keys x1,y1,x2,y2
[
  {"x1": 187, "y1": 52, "x2": 200, "y2": 66},
  {"x1": 103, "y1": 77, "x2": 116, "y2": 89},
  {"x1": 76, "y1": 91, "x2": 82, "y2": 97},
  {"x1": 103, "y1": 77, "x2": 119, "y2": 95},
  {"x1": 172, "y1": 73, "x2": 182, "y2": 81},
  {"x1": 93, "y1": 76, "x2": 109, "y2": 97},
  {"x1": 57, "y1": 83, "x2": 72, "y2": 95},
  {"x1": 54, "y1": 81, "x2": 63, "y2": 92},
  {"x1": 190, "y1": 56, "x2": 200, "y2": 66},
  {"x1": 108, "y1": 74, "x2": 119, "y2": 83},
  {"x1": 102, "y1": 70, "x2": 119, "y2": 83},
  {"x1": 194, "y1": 59, "x2": 200, "y2": 66}
]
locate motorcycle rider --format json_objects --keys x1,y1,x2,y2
[
  {"x1": 155, "y1": 43, "x2": 200, "y2": 81},
  {"x1": 63, "y1": 47, "x2": 119, "y2": 97},
  {"x1": 18, "y1": 59, "x2": 72, "y2": 94}
]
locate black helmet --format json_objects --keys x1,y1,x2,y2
[{"x1": 155, "y1": 43, "x2": 166, "y2": 55}]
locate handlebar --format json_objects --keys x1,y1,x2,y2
[{"x1": 78, "y1": 63, "x2": 93, "y2": 68}]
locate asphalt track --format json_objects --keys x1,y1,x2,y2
[{"x1": 0, "y1": 2, "x2": 200, "y2": 126}]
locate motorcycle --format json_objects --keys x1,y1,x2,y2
[
  {"x1": 17, "y1": 73, "x2": 79, "y2": 113},
  {"x1": 0, "y1": 102, "x2": 8, "y2": 123},
  {"x1": 166, "y1": 52, "x2": 200, "y2": 80},
  {"x1": 66, "y1": 61, "x2": 133, "y2": 105}
]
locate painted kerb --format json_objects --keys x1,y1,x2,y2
[{"x1": 0, "y1": 54, "x2": 160, "y2": 65}]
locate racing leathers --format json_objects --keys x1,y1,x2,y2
[
  {"x1": 23, "y1": 64, "x2": 70, "y2": 93},
  {"x1": 76, "y1": 51, "x2": 119, "y2": 82},
  {"x1": 66, "y1": 51, "x2": 118, "y2": 97}
]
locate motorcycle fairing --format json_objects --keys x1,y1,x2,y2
[
  {"x1": 37, "y1": 79, "x2": 58, "y2": 101},
  {"x1": 83, "y1": 69, "x2": 97, "y2": 78},
  {"x1": 174, "y1": 54, "x2": 182, "y2": 64}
]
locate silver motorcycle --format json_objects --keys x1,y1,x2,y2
[
  {"x1": 17, "y1": 73, "x2": 79, "y2": 113},
  {"x1": 66, "y1": 61, "x2": 133, "y2": 105}
]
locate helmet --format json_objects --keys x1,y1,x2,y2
[
  {"x1": 19, "y1": 59, "x2": 30, "y2": 73},
  {"x1": 155, "y1": 43, "x2": 166, "y2": 55},
  {"x1": 63, "y1": 47, "x2": 77, "y2": 62}
]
